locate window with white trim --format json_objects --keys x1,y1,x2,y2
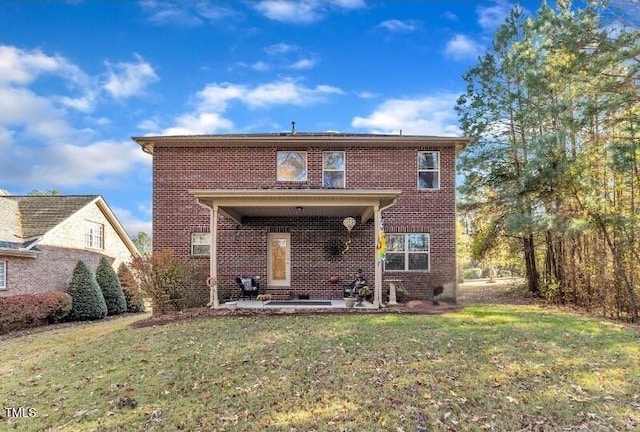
[
  {"x1": 385, "y1": 233, "x2": 430, "y2": 271},
  {"x1": 277, "y1": 151, "x2": 307, "y2": 181},
  {"x1": 323, "y1": 151, "x2": 345, "y2": 188},
  {"x1": 85, "y1": 221, "x2": 104, "y2": 249},
  {"x1": 0, "y1": 261, "x2": 6, "y2": 290},
  {"x1": 418, "y1": 151, "x2": 440, "y2": 190},
  {"x1": 191, "y1": 233, "x2": 210, "y2": 256}
]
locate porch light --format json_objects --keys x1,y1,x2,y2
[{"x1": 296, "y1": 206, "x2": 303, "y2": 212}]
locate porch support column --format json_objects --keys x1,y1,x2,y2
[
  {"x1": 209, "y1": 204, "x2": 220, "y2": 309},
  {"x1": 373, "y1": 203, "x2": 382, "y2": 308}
]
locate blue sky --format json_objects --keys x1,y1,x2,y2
[{"x1": 0, "y1": 0, "x2": 537, "y2": 236}]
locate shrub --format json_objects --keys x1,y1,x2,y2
[
  {"x1": 118, "y1": 263, "x2": 146, "y2": 313},
  {"x1": 67, "y1": 260, "x2": 108, "y2": 321},
  {"x1": 96, "y1": 257, "x2": 127, "y2": 315},
  {"x1": 0, "y1": 292, "x2": 72, "y2": 334},
  {"x1": 463, "y1": 268, "x2": 483, "y2": 280},
  {"x1": 131, "y1": 250, "x2": 208, "y2": 315}
]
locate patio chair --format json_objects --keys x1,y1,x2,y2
[{"x1": 235, "y1": 276, "x2": 260, "y2": 300}]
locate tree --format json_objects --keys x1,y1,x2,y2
[
  {"x1": 67, "y1": 260, "x2": 107, "y2": 321},
  {"x1": 96, "y1": 257, "x2": 127, "y2": 315},
  {"x1": 27, "y1": 189, "x2": 61, "y2": 195},
  {"x1": 132, "y1": 231, "x2": 152, "y2": 257},
  {"x1": 456, "y1": 0, "x2": 640, "y2": 321}
]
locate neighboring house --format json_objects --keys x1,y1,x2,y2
[
  {"x1": 134, "y1": 133, "x2": 469, "y2": 307},
  {"x1": 0, "y1": 193, "x2": 138, "y2": 297}
]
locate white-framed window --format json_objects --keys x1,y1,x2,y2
[
  {"x1": 0, "y1": 261, "x2": 6, "y2": 290},
  {"x1": 323, "y1": 151, "x2": 345, "y2": 188},
  {"x1": 277, "y1": 151, "x2": 307, "y2": 182},
  {"x1": 85, "y1": 221, "x2": 104, "y2": 249},
  {"x1": 385, "y1": 233, "x2": 430, "y2": 271},
  {"x1": 191, "y1": 233, "x2": 210, "y2": 256},
  {"x1": 418, "y1": 151, "x2": 440, "y2": 190}
]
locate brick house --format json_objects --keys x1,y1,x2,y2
[
  {"x1": 0, "y1": 193, "x2": 138, "y2": 297},
  {"x1": 134, "y1": 133, "x2": 469, "y2": 307}
]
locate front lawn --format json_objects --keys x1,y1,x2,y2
[{"x1": 1, "y1": 305, "x2": 638, "y2": 431}]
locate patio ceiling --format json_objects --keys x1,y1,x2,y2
[{"x1": 189, "y1": 189, "x2": 402, "y2": 224}]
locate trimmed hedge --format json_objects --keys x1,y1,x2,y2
[
  {"x1": 0, "y1": 292, "x2": 72, "y2": 334},
  {"x1": 67, "y1": 260, "x2": 108, "y2": 321},
  {"x1": 96, "y1": 257, "x2": 127, "y2": 315}
]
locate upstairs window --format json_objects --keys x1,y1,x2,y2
[
  {"x1": 385, "y1": 233, "x2": 430, "y2": 271},
  {"x1": 85, "y1": 221, "x2": 104, "y2": 249},
  {"x1": 323, "y1": 151, "x2": 345, "y2": 188},
  {"x1": 0, "y1": 261, "x2": 6, "y2": 290},
  {"x1": 277, "y1": 151, "x2": 307, "y2": 182},
  {"x1": 191, "y1": 233, "x2": 210, "y2": 256},
  {"x1": 418, "y1": 151, "x2": 440, "y2": 190}
]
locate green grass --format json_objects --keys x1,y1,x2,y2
[{"x1": 1, "y1": 305, "x2": 639, "y2": 431}]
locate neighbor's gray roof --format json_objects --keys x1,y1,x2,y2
[{"x1": 2, "y1": 195, "x2": 98, "y2": 239}]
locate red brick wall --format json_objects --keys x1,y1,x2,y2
[{"x1": 153, "y1": 143, "x2": 457, "y2": 301}]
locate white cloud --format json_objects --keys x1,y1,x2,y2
[
  {"x1": 244, "y1": 80, "x2": 343, "y2": 107},
  {"x1": 264, "y1": 43, "x2": 298, "y2": 55},
  {"x1": 289, "y1": 58, "x2": 317, "y2": 70},
  {"x1": 156, "y1": 78, "x2": 344, "y2": 135},
  {"x1": 477, "y1": 0, "x2": 514, "y2": 32},
  {"x1": 253, "y1": 0, "x2": 364, "y2": 24},
  {"x1": 442, "y1": 11, "x2": 458, "y2": 21},
  {"x1": 252, "y1": 61, "x2": 270, "y2": 71},
  {"x1": 139, "y1": 0, "x2": 237, "y2": 26},
  {"x1": 112, "y1": 206, "x2": 152, "y2": 238},
  {"x1": 162, "y1": 112, "x2": 234, "y2": 135},
  {"x1": 0, "y1": 44, "x2": 152, "y2": 192},
  {"x1": 378, "y1": 19, "x2": 418, "y2": 32},
  {"x1": 0, "y1": 45, "x2": 87, "y2": 86},
  {"x1": 445, "y1": 34, "x2": 484, "y2": 61},
  {"x1": 356, "y1": 90, "x2": 378, "y2": 99},
  {"x1": 103, "y1": 55, "x2": 159, "y2": 100},
  {"x1": 351, "y1": 94, "x2": 461, "y2": 136}
]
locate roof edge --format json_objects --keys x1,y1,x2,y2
[{"x1": 133, "y1": 133, "x2": 471, "y2": 154}]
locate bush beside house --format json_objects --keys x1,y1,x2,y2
[
  {"x1": 0, "y1": 292, "x2": 72, "y2": 334},
  {"x1": 131, "y1": 250, "x2": 208, "y2": 315},
  {"x1": 117, "y1": 263, "x2": 146, "y2": 313},
  {"x1": 96, "y1": 256, "x2": 127, "y2": 315},
  {"x1": 67, "y1": 260, "x2": 108, "y2": 321}
]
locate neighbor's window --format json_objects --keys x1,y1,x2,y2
[
  {"x1": 277, "y1": 151, "x2": 307, "y2": 181},
  {"x1": 385, "y1": 233, "x2": 430, "y2": 271},
  {"x1": 0, "y1": 261, "x2": 6, "y2": 290},
  {"x1": 85, "y1": 221, "x2": 104, "y2": 249},
  {"x1": 191, "y1": 233, "x2": 210, "y2": 256},
  {"x1": 323, "y1": 151, "x2": 345, "y2": 188},
  {"x1": 418, "y1": 151, "x2": 440, "y2": 190}
]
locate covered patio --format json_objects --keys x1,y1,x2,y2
[{"x1": 189, "y1": 189, "x2": 401, "y2": 309}]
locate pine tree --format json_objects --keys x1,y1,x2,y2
[
  {"x1": 96, "y1": 257, "x2": 127, "y2": 315},
  {"x1": 67, "y1": 260, "x2": 107, "y2": 320}
]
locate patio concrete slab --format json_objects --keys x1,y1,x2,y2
[{"x1": 221, "y1": 299, "x2": 375, "y2": 310}]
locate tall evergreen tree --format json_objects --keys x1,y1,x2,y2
[
  {"x1": 96, "y1": 257, "x2": 128, "y2": 315},
  {"x1": 67, "y1": 260, "x2": 108, "y2": 321}
]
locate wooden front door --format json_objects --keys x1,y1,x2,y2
[{"x1": 267, "y1": 233, "x2": 290, "y2": 286}]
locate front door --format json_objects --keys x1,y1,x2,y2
[{"x1": 267, "y1": 233, "x2": 290, "y2": 286}]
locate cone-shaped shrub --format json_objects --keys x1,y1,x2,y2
[
  {"x1": 67, "y1": 260, "x2": 107, "y2": 321},
  {"x1": 96, "y1": 257, "x2": 127, "y2": 315}
]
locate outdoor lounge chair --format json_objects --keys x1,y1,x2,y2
[{"x1": 235, "y1": 277, "x2": 260, "y2": 300}]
